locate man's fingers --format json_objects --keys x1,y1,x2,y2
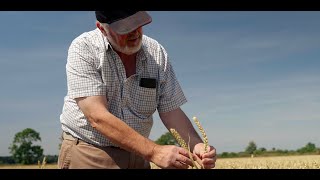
[
  {"x1": 194, "y1": 154, "x2": 204, "y2": 168},
  {"x1": 177, "y1": 148, "x2": 200, "y2": 168},
  {"x1": 173, "y1": 159, "x2": 189, "y2": 169},
  {"x1": 201, "y1": 149, "x2": 216, "y2": 159},
  {"x1": 179, "y1": 148, "x2": 197, "y2": 160},
  {"x1": 201, "y1": 154, "x2": 217, "y2": 169},
  {"x1": 202, "y1": 158, "x2": 216, "y2": 165},
  {"x1": 178, "y1": 148, "x2": 189, "y2": 156},
  {"x1": 176, "y1": 154, "x2": 194, "y2": 167},
  {"x1": 203, "y1": 163, "x2": 215, "y2": 169}
]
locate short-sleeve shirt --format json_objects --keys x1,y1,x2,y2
[{"x1": 60, "y1": 28, "x2": 187, "y2": 147}]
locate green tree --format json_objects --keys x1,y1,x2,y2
[
  {"x1": 297, "y1": 142, "x2": 317, "y2": 153},
  {"x1": 259, "y1": 147, "x2": 266, "y2": 152},
  {"x1": 155, "y1": 132, "x2": 177, "y2": 145},
  {"x1": 9, "y1": 128, "x2": 44, "y2": 164},
  {"x1": 254, "y1": 147, "x2": 267, "y2": 155},
  {"x1": 245, "y1": 141, "x2": 257, "y2": 154}
]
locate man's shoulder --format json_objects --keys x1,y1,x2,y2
[
  {"x1": 143, "y1": 35, "x2": 160, "y2": 45},
  {"x1": 71, "y1": 28, "x2": 103, "y2": 46},
  {"x1": 142, "y1": 35, "x2": 165, "y2": 52},
  {"x1": 69, "y1": 28, "x2": 106, "y2": 53}
]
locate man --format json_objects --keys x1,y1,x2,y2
[{"x1": 58, "y1": 11, "x2": 216, "y2": 169}]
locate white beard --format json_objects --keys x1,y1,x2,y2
[{"x1": 107, "y1": 35, "x2": 142, "y2": 55}]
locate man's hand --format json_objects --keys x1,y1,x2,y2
[
  {"x1": 193, "y1": 143, "x2": 216, "y2": 169},
  {"x1": 149, "y1": 144, "x2": 197, "y2": 169}
]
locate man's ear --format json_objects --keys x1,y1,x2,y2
[{"x1": 96, "y1": 22, "x2": 107, "y2": 36}]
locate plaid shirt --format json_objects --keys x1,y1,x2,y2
[{"x1": 60, "y1": 28, "x2": 187, "y2": 147}]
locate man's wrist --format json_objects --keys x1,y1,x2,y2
[{"x1": 145, "y1": 143, "x2": 158, "y2": 161}]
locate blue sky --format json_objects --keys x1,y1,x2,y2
[{"x1": 0, "y1": 11, "x2": 319, "y2": 156}]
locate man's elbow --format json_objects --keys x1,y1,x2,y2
[{"x1": 86, "y1": 112, "x2": 104, "y2": 129}]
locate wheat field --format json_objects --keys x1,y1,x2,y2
[
  {"x1": 215, "y1": 155, "x2": 320, "y2": 169},
  {"x1": 151, "y1": 155, "x2": 320, "y2": 169},
  {"x1": 0, "y1": 164, "x2": 58, "y2": 169},
  {"x1": 1, "y1": 155, "x2": 319, "y2": 169}
]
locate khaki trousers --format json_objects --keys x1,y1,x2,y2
[{"x1": 58, "y1": 132, "x2": 151, "y2": 169}]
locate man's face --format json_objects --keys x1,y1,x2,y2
[{"x1": 104, "y1": 25, "x2": 143, "y2": 55}]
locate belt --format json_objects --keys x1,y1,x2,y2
[{"x1": 62, "y1": 131, "x2": 83, "y2": 145}]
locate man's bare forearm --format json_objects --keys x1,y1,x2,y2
[
  {"x1": 91, "y1": 110, "x2": 156, "y2": 160},
  {"x1": 76, "y1": 96, "x2": 156, "y2": 161}
]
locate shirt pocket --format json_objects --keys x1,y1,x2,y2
[{"x1": 129, "y1": 86, "x2": 157, "y2": 117}]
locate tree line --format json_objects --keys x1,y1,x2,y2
[
  {"x1": 155, "y1": 132, "x2": 320, "y2": 158},
  {"x1": 1, "y1": 129, "x2": 319, "y2": 165}
]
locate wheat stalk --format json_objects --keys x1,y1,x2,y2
[
  {"x1": 187, "y1": 135, "x2": 202, "y2": 169},
  {"x1": 38, "y1": 156, "x2": 47, "y2": 169}
]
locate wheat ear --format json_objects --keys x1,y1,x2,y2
[
  {"x1": 193, "y1": 117, "x2": 208, "y2": 152},
  {"x1": 170, "y1": 128, "x2": 199, "y2": 169},
  {"x1": 170, "y1": 129, "x2": 187, "y2": 149}
]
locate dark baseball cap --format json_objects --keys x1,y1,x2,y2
[{"x1": 95, "y1": 11, "x2": 152, "y2": 35}]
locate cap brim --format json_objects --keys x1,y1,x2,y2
[{"x1": 109, "y1": 11, "x2": 152, "y2": 35}]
